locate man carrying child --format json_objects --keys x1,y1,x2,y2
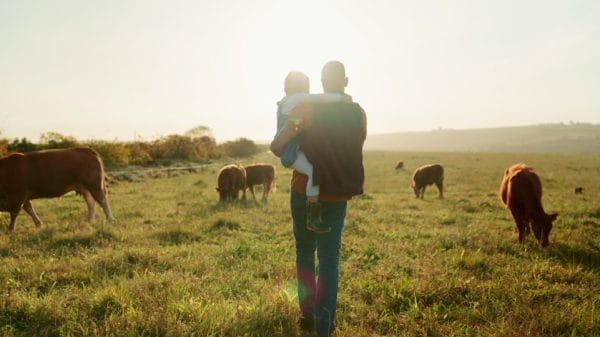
[{"x1": 271, "y1": 60, "x2": 367, "y2": 337}]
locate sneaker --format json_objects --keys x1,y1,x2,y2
[
  {"x1": 306, "y1": 201, "x2": 331, "y2": 233},
  {"x1": 299, "y1": 314, "x2": 314, "y2": 332}
]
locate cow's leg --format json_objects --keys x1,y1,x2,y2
[
  {"x1": 6, "y1": 209, "x2": 20, "y2": 233},
  {"x1": 81, "y1": 190, "x2": 96, "y2": 222},
  {"x1": 89, "y1": 189, "x2": 114, "y2": 223},
  {"x1": 262, "y1": 181, "x2": 269, "y2": 202},
  {"x1": 420, "y1": 186, "x2": 426, "y2": 199},
  {"x1": 22, "y1": 200, "x2": 43, "y2": 227},
  {"x1": 510, "y1": 209, "x2": 527, "y2": 243},
  {"x1": 249, "y1": 185, "x2": 257, "y2": 202},
  {"x1": 436, "y1": 180, "x2": 444, "y2": 199}
]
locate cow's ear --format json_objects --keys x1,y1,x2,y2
[
  {"x1": 215, "y1": 187, "x2": 220, "y2": 192},
  {"x1": 549, "y1": 213, "x2": 558, "y2": 222}
]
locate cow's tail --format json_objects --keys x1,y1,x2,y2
[
  {"x1": 93, "y1": 148, "x2": 109, "y2": 196},
  {"x1": 270, "y1": 175, "x2": 277, "y2": 193},
  {"x1": 505, "y1": 176, "x2": 513, "y2": 209},
  {"x1": 270, "y1": 167, "x2": 277, "y2": 193}
]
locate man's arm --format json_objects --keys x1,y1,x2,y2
[{"x1": 360, "y1": 107, "x2": 367, "y2": 142}]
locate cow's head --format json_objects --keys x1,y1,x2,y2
[
  {"x1": 411, "y1": 181, "x2": 419, "y2": 198},
  {"x1": 533, "y1": 212, "x2": 558, "y2": 247}
]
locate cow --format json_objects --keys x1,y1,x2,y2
[
  {"x1": 574, "y1": 187, "x2": 584, "y2": 194},
  {"x1": 500, "y1": 163, "x2": 558, "y2": 247},
  {"x1": 216, "y1": 164, "x2": 246, "y2": 201},
  {"x1": 411, "y1": 164, "x2": 444, "y2": 199},
  {"x1": 243, "y1": 164, "x2": 276, "y2": 202},
  {"x1": 0, "y1": 147, "x2": 114, "y2": 233},
  {"x1": 395, "y1": 161, "x2": 404, "y2": 170}
]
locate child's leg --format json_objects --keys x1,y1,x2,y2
[
  {"x1": 292, "y1": 151, "x2": 320, "y2": 200},
  {"x1": 293, "y1": 151, "x2": 330, "y2": 233}
]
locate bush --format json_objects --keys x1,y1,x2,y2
[
  {"x1": 220, "y1": 138, "x2": 260, "y2": 158},
  {"x1": 126, "y1": 142, "x2": 153, "y2": 165},
  {"x1": 150, "y1": 135, "x2": 220, "y2": 162},
  {"x1": 0, "y1": 138, "x2": 8, "y2": 157},
  {"x1": 8, "y1": 138, "x2": 39, "y2": 153},
  {"x1": 87, "y1": 141, "x2": 131, "y2": 167},
  {"x1": 39, "y1": 132, "x2": 80, "y2": 149}
]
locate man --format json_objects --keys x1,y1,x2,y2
[{"x1": 271, "y1": 60, "x2": 367, "y2": 337}]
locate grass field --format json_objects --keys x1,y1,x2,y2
[{"x1": 1, "y1": 151, "x2": 599, "y2": 337}]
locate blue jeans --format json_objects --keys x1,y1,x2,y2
[{"x1": 290, "y1": 191, "x2": 347, "y2": 336}]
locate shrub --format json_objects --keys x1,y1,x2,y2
[
  {"x1": 0, "y1": 138, "x2": 8, "y2": 157},
  {"x1": 126, "y1": 142, "x2": 153, "y2": 165},
  {"x1": 39, "y1": 132, "x2": 80, "y2": 149},
  {"x1": 8, "y1": 138, "x2": 39, "y2": 153},
  {"x1": 87, "y1": 141, "x2": 131, "y2": 167},
  {"x1": 220, "y1": 138, "x2": 260, "y2": 158},
  {"x1": 151, "y1": 135, "x2": 220, "y2": 162}
]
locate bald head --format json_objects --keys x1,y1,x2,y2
[
  {"x1": 321, "y1": 60, "x2": 348, "y2": 93},
  {"x1": 284, "y1": 71, "x2": 309, "y2": 96}
]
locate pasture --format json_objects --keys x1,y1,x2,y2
[{"x1": 1, "y1": 151, "x2": 599, "y2": 337}]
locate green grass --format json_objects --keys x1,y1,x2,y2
[{"x1": 1, "y1": 151, "x2": 599, "y2": 337}]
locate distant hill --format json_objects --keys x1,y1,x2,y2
[{"x1": 364, "y1": 123, "x2": 600, "y2": 154}]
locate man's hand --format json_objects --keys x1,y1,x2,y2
[
  {"x1": 270, "y1": 103, "x2": 314, "y2": 157},
  {"x1": 288, "y1": 102, "x2": 313, "y2": 130}
]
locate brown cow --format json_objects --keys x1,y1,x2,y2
[
  {"x1": 216, "y1": 164, "x2": 247, "y2": 201},
  {"x1": 500, "y1": 163, "x2": 557, "y2": 246},
  {"x1": 574, "y1": 187, "x2": 584, "y2": 194},
  {"x1": 395, "y1": 161, "x2": 404, "y2": 170},
  {"x1": 0, "y1": 147, "x2": 114, "y2": 233},
  {"x1": 243, "y1": 164, "x2": 276, "y2": 202},
  {"x1": 411, "y1": 164, "x2": 444, "y2": 199}
]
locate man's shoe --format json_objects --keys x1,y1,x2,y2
[{"x1": 299, "y1": 315, "x2": 314, "y2": 332}]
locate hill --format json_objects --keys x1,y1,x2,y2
[{"x1": 364, "y1": 123, "x2": 600, "y2": 154}]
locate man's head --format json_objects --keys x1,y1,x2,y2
[
  {"x1": 284, "y1": 71, "x2": 309, "y2": 96},
  {"x1": 321, "y1": 60, "x2": 348, "y2": 93}
]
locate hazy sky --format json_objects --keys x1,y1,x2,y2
[{"x1": 1, "y1": 0, "x2": 599, "y2": 142}]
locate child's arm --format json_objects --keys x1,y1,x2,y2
[{"x1": 270, "y1": 103, "x2": 313, "y2": 156}]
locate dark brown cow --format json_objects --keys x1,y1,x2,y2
[
  {"x1": 500, "y1": 163, "x2": 557, "y2": 246},
  {"x1": 0, "y1": 147, "x2": 114, "y2": 233},
  {"x1": 243, "y1": 164, "x2": 276, "y2": 202},
  {"x1": 574, "y1": 187, "x2": 584, "y2": 194},
  {"x1": 395, "y1": 161, "x2": 404, "y2": 170},
  {"x1": 216, "y1": 164, "x2": 246, "y2": 201},
  {"x1": 411, "y1": 164, "x2": 444, "y2": 199}
]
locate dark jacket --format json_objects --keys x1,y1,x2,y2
[{"x1": 299, "y1": 101, "x2": 366, "y2": 197}]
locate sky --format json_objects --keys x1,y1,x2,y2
[{"x1": 1, "y1": 0, "x2": 599, "y2": 142}]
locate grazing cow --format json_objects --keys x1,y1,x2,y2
[
  {"x1": 574, "y1": 187, "x2": 584, "y2": 194},
  {"x1": 0, "y1": 147, "x2": 114, "y2": 233},
  {"x1": 243, "y1": 164, "x2": 276, "y2": 202},
  {"x1": 395, "y1": 161, "x2": 404, "y2": 170},
  {"x1": 500, "y1": 163, "x2": 558, "y2": 246},
  {"x1": 411, "y1": 164, "x2": 444, "y2": 199},
  {"x1": 216, "y1": 164, "x2": 247, "y2": 201}
]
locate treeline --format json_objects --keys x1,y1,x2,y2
[{"x1": 0, "y1": 127, "x2": 262, "y2": 167}]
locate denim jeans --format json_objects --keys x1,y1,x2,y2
[{"x1": 290, "y1": 191, "x2": 347, "y2": 336}]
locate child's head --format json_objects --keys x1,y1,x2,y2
[{"x1": 284, "y1": 71, "x2": 309, "y2": 96}]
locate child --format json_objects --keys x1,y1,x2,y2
[{"x1": 276, "y1": 71, "x2": 351, "y2": 233}]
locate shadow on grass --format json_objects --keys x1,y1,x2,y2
[
  {"x1": 155, "y1": 228, "x2": 201, "y2": 245},
  {"x1": 209, "y1": 219, "x2": 241, "y2": 231},
  {"x1": 541, "y1": 242, "x2": 600, "y2": 272},
  {"x1": 46, "y1": 228, "x2": 116, "y2": 250}
]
